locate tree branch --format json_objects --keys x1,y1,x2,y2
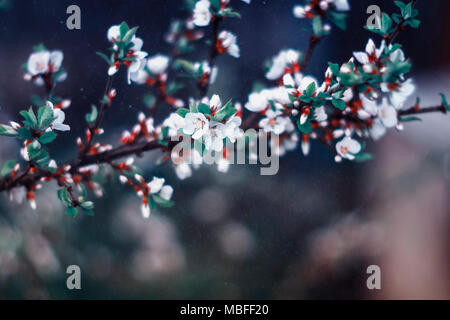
[{"x1": 198, "y1": 17, "x2": 222, "y2": 97}]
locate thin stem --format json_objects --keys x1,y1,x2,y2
[
  {"x1": 300, "y1": 36, "x2": 320, "y2": 71},
  {"x1": 80, "y1": 75, "x2": 114, "y2": 158},
  {"x1": 198, "y1": 17, "x2": 221, "y2": 97}
]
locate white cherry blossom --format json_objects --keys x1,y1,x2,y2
[
  {"x1": 183, "y1": 113, "x2": 209, "y2": 139},
  {"x1": 193, "y1": 0, "x2": 212, "y2": 27},
  {"x1": 336, "y1": 136, "x2": 361, "y2": 160},
  {"x1": 217, "y1": 31, "x2": 240, "y2": 58}
]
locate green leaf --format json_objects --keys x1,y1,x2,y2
[
  {"x1": 328, "y1": 11, "x2": 347, "y2": 30},
  {"x1": 354, "y1": 153, "x2": 374, "y2": 162},
  {"x1": 65, "y1": 206, "x2": 78, "y2": 217},
  {"x1": 38, "y1": 131, "x2": 57, "y2": 144},
  {"x1": 312, "y1": 16, "x2": 323, "y2": 36},
  {"x1": 305, "y1": 82, "x2": 316, "y2": 97},
  {"x1": 0, "y1": 124, "x2": 18, "y2": 137},
  {"x1": 17, "y1": 127, "x2": 33, "y2": 140},
  {"x1": 394, "y1": 1, "x2": 406, "y2": 10},
  {"x1": 214, "y1": 99, "x2": 235, "y2": 121},
  {"x1": 119, "y1": 21, "x2": 129, "y2": 39},
  {"x1": 197, "y1": 103, "x2": 211, "y2": 115},
  {"x1": 79, "y1": 184, "x2": 87, "y2": 200},
  {"x1": 30, "y1": 95, "x2": 45, "y2": 107},
  {"x1": 143, "y1": 94, "x2": 156, "y2": 108},
  {"x1": 1, "y1": 160, "x2": 16, "y2": 177},
  {"x1": 152, "y1": 195, "x2": 174, "y2": 208},
  {"x1": 122, "y1": 26, "x2": 138, "y2": 44},
  {"x1": 27, "y1": 140, "x2": 41, "y2": 160},
  {"x1": 176, "y1": 108, "x2": 190, "y2": 118},
  {"x1": 35, "y1": 149, "x2": 50, "y2": 168},
  {"x1": 401, "y1": 2, "x2": 413, "y2": 19},
  {"x1": 85, "y1": 105, "x2": 98, "y2": 125},
  {"x1": 219, "y1": 8, "x2": 241, "y2": 19},
  {"x1": 82, "y1": 209, "x2": 95, "y2": 216},
  {"x1": 80, "y1": 201, "x2": 94, "y2": 210},
  {"x1": 37, "y1": 103, "x2": 55, "y2": 130},
  {"x1": 406, "y1": 18, "x2": 420, "y2": 29},
  {"x1": 332, "y1": 98, "x2": 346, "y2": 111},
  {"x1": 328, "y1": 63, "x2": 340, "y2": 76},
  {"x1": 174, "y1": 59, "x2": 196, "y2": 74},
  {"x1": 166, "y1": 82, "x2": 184, "y2": 95},
  {"x1": 381, "y1": 13, "x2": 393, "y2": 35},
  {"x1": 96, "y1": 52, "x2": 112, "y2": 66},
  {"x1": 297, "y1": 119, "x2": 312, "y2": 134},
  {"x1": 210, "y1": 0, "x2": 221, "y2": 11},
  {"x1": 189, "y1": 101, "x2": 198, "y2": 112},
  {"x1": 399, "y1": 116, "x2": 421, "y2": 122},
  {"x1": 58, "y1": 188, "x2": 72, "y2": 207},
  {"x1": 440, "y1": 93, "x2": 450, "y2": 111},
  {"x1": 20, "y1": 107, "x2": 38, "y2": 129},
  {"x1": 33, "y1": 43, "x2": 47, "y2": 52}
]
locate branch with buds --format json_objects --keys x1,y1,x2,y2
[{"x1": 0, "y1": 0, "x2": 447, "y2": 218}]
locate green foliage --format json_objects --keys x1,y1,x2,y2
[
  {"x1": 1, "y1": 160, "x2": 16, "y2": 177},
  {"x1": 86, "y1": 105, "x2": 98, "y2": 125},
  {"x1": 65, "y1": 206, "x2": 78, "y2": 217},
  {"x1": 212, "y1": 99, "x2": 236, "y2": 121},
  {"x1": 176, "y1": 108, "x2": 190, "y2": 118},
  {"x1": 38, "y1": 131, "x2": 57, "y2": 144},
  {"x1": 440, "y1": 93, "x2": 450, "y2": 111},
  {"x1": 152, "y1": 194, "x2": 174, "y2": 208},
  {"x1": 297, "y1": 119, "x2": 312, "y2": 134},
  {"x1": 332, "y1": 98, "x2": 346, "y2": 111},
  {"x1": 0, "y1": 124, "x2": 18, "y2": 137}
]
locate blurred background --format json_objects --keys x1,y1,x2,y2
[{"x1": 0, "y1": 0, "x2": 449, "y2": 299}]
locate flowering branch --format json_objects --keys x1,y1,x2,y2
[{"x1": 1, "y1": 0, "x2": 448, "y2": 218}]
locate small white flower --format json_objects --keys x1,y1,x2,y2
[
  {"x1": 217, "y1": 157, "x2": 230, "y2": 173},
  {"x1": 266, "y1": 49, "x2": 300, "y2": 80},
  {"x1": 378, "y1": 100, "x2": 398, "y2": 128},
  {"x1": 141, "y1": 202, "x2": 151, "y2": 218},
  {"x1": 195, "y1": 61, "x2": 218, "y2": 84},
  {"x1": 163, "y1": 113, "x2": 185, "y2": 137},
  {"x1": 381, "y1": 78, "x2": 415, "y2": 109},
  {"x1": 175, "y1": 163, "x2": 193, "y2": 180},
  {"x1": 221, "y1": 115, "x2": 242, "y2": 143},
  {"x1": 217, "y1": 31, "x2": 240, "y2": 58},
  {"x1": 147, "y1": 177, "x2": 165, "y2": 194},
  {"x1": 245, "y1": 91, "x2": 269, "y2": 112},
  {"x1": 27, "y1": 51, "x2": 50, "y2": 75},
  {"x1": 159, "y1": 185, "x2": 174, "y2": 201},
  {"x1": 146, "y1": 54, "x2": 170, "y2": 75},
  {"x1": 259, "y1": 110, "x2": 291, "y2": 135},
  {"x1": 107, "y1": 25, "x2": 121, "y2": 42},
  {"x1": 183, "y1": 112, "x2": 209, "y2": 139},
  {"x1": 42, "y1": 101, "x2": 70, "y2": 132},
  {"x1": 209, "y1": 94, "x2": 222, "y2": 110},
  {"x1": 193, "y1": 0, "x2": 212, "y2": 27},
  {"x1": 314, "y1": 106, "x2": 328, "y2": 122},
  {"x1": 336, "y1": 137, "x2": 361, "y2": 160},
  {"x1": 26, "y1": 50, "x2": 65, "y2": 81},
  {"x1": 370, "y1": 118, "x2": 387, "y2": 140},
  {"x1": 9, "y1": 187, "x2": 26, "y2": 204},
  {"x1": 127, "y1": 51, "x2": 148, "y2": 84},
  {"x1": 353, "y1": 39, "x2": 385, "y2": 65},
  {"x1": 332, "y1": 0, "x2": 350, "y2": 12},
  {"x1": 204, "y1": 123, "x2": 226, "y2": 152}
]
